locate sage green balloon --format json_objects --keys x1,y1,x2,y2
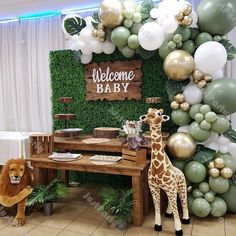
[
  {"x1": 220, "y1": 185, "x2": 236, "y2": 213},
  {"x1": 182, "y1": 40, "x2": 196, "y2": 55},
  {"x1": 174, "y1": 26, "x2": 191, "y2": 42},
  {"x1": 204, "y1": 78, "x2": 236, "y2": 115},
  {"x1": 211, "y1": 115, "x2": 230, "y2": 134},
  {"x1": 171, "y1": 109, "x2": 191, "y2": 126},
  {"x1": 188, "y1": 194, "x2": 194, "y2": 214},
  {"x1": 121, "y1": 46, "x2": 135, "y2": 58},
  {"x1": 127, "y1": 34, "x2": 139, "y2": 49},
  {"x1": 197, "y1": 0, "x2": 236, "y2": 35},
  {"x1": 195, "y1": 32, "x2": 213, "y2": 47},
  {"x1": 190, "y1": 121, "x2": 211, "y2": 142},
  {"x1": 172, "y1": 159, "x2": 186, "y2": 171},
  {"x1": 210, "y1": 197, "x2": 227, "y2": 217},
  {"x1": 130, "y1": 22, "x2": 142, "y2": 35},
  {"x1": 218, "y1": 153, "x2": 236, "y2": 172},
  {"x1": 189, "y1": 104, "x2": 202, "y2": 119},
  {"x1": 199, "y1": 182, "x2": 210, "y2": 194},
  {"x1": 111, "y1": 26, "x2": 131, "y2": 47},
  {"x1": 158, "y1": 40, "x2": 174, "y2": 60},
  {"x1": 184, "y1": 161, "x2": 207, "y2": 184},
  {"x1": 191, "y1": 28, "x2": 200, "y2": 40},
  {"x1": 193, "y1": 188, "x2": 204, "y2": 198},
  {"x1": 192, "y1": 198, "x2": 211, "y2": 217},
  {"x1": 209, "y1": 176, "x2": 230, "y2": 194},
  {"x1": 204, "y1": 192, "x2": 215, "y2": 203}
]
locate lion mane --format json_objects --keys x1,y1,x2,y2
[{"x1": 0, "y1": 159, "x2": 31, "y2": 197}]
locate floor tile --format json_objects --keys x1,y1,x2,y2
[
  {"x1": 56, "y1": 201, "x2": 88, "y2": 216},
  {"x1": 24, "y1": 225, "x2": 61, "y2": 236},
  {"x1": 58, "y1": 229, "x2": 90, "y2": 236},
  {"x1": 92, "y1": 221, "x2": 125, "y2": 236},
  {"x1": 192, "y1": 216, "x2": 225, "y2": 236},
  {"x1": 26, "y1": 212, "x2": 49, "y2": 225},
  {"x1": 125, "y1": 226, "x2": 158, "y2": 236},
  {"x1": 81, "y1": 207, "x2": 105, "y2": 222},
  {"x1": 0, "y1": 223, "x2": 36, "y2": 236},
  {"x1": 40, "y1": 213, "x2": 76, "y2": 229},
  {"x1": 0, "y1": 218, "x2": 10, "y2": 229},
  {"x1": 65, "y1": 217, "x2": 102, "y2": 234}
]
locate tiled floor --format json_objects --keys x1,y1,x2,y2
[{"x1": 0, "y1": 186, "x2": 236, "y2": 236}]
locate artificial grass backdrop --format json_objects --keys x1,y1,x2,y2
[
  {"x1": 50, "y1": 49, "x2": 176, "y2": 134},
  {"x1": 50, "y1": 49, "x2": 176, "y2": 185}
]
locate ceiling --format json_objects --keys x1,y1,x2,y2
[{"x1": 0, "y1": 0, "x2": 100, "y2": 20}]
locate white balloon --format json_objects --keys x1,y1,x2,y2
[
  {"x1": 212, "y1": 69, "x2": 224, "y2": 80},
  {"x1": 177, "y1": 125, "x2": 190, "y2": 134},
  {"x1": 102, "y1": 41, "x2": 116, "y2": 54},
  {"x1": 205, "y1": 142, "x2": 219, "y2": 152},
  {"x1": 190, "y1": 11, "x2": 198, "y2": 28},
  {"x1": 183, "y1": 84, "x2": 203, "y2": 105},
  {"x1": 218, "y1": 135, "x2": 230, "y2": 145},
  {"x1": 218, "y1": 145, "x2": 229, "y2": 154},
  {"x1": 194, "y1": 41, "x2": 227, "y2": 74},
  {"x1": 138, "y1": 22, "x2": 165, "y2": 50},
  {"x1": 73, "y1": 41, "x2": 85, "y2": 51},
  {"x1": 150, "y1": 8, "x2": 159, "y2": 19},
  {"x1": 80, "y1": 27, "x2": 92, "y2": 40},
  {"x1": 90, "y1": 40, "x2": 103, "y2": 54},
  {"x1": 228, "y1": 143, "x2": 236, "y2": 158},
  {"x1": 81, "y1": 45, "x2": 92, "y2": 55},
  {"x1": 81, "y1": 53, "x2": 92, "y2": 64},
  {"x1": 162, "y1": 18, "x2": 178, "y2": 34},
  {"x1": 210, "y1": 132, "x2": 219, "y2": 142},
  {"x1": 84, "y1": 16, "x2": 94, "y2": 29}
]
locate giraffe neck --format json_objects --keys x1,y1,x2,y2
[{"x1": 150, "y1": 124, "x2": 172, "y2": 173}]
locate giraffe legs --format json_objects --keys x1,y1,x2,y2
[
  {"x1": 165, "y1": 199, "x2": 173, "y2": 217},
  {"x1": 149, "y1": 181, "x2": 162, "y2": 231},
  {"x1": 166, "y1": 191, "x2": 183, "y2": 236}
]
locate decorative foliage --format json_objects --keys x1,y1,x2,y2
[
  {"x1": 223, "y1": 127, "x2": 236, "y2": 143},
  {"x1": 220, "y1": 39, "x2": 236, "y2": 61},
  {"x1": 231, "y1": 172, "x2": 236, "y2": 185},
  {"x1": 91, "y1": 12, "x2": 100, "y2": 30},
  {"x1": 192, "y1": 145, "x2": 216, "y2": 164},
  {"x1": 140, "y1": 0, "x2": 154, "y2": 22},
  {"x1": 63, "y1": 17, "x2": 86, "y2": 36}
]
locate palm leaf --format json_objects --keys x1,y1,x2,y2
[{"x1": 64, "y1": 17, "x2": 86, "y2": 36}]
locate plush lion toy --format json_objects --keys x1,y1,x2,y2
[{"x1": 0, "y1": 159, "x2": 33, "y2": 226}]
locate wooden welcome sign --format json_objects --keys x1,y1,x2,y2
[{"x1": 85, "y1": 60, "x2": 143, "y2": 101}]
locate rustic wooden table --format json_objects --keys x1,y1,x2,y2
[{"x1": 27, "y1": 154, "x2": 150, "y2": 226}]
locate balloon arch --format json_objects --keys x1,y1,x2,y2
[{"x1": 62, "y1": 0, "x2": 236, "y2": 217}]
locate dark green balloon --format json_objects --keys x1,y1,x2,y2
[
  {"x1": 174, "y1": 26, "x2": 191, "y2": 42},
  {"x1": 203, "y1": 78, "x2": 236, "y2": 115},
  {"x1": 197, "y1": 0, "x2": 236, "y2": 35},
  {"x1": 220, "y1": 185, "x2": 236, "y2": 213},
  {"x1": 190, "y1": 28, "x2": 200, "y2": 40},
  {"x1": 139, "y1": 47, "x2": 156, "y2": 60},
  {"x1": 195, "y1": 32, "x2": 213, "y2": 47},
  {"x1": 172, "y1": 159, "x2": 186, "y2": 171},
  {"x1": 158, "y1": 41, "x2": 173, "y2": 60},
  {"x1": 181, "y1": 40, "x2": 196, "y2": 55}
]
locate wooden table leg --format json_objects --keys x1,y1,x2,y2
[
  {"x1": 33, "y1": 167, "x2": 48, "y2": 185},
  {"x1": 132, "y1": 175, "x2": 144, "y2": 226},
  {"x1": 61, "y1": 170, "x2": 70, "y2": 186},
  {"x1": 142, "y1": 166, "x2": 150, "y2": 215},
  {"x1": 47, "y1": 169, "x2": 57, "y2": 183}
]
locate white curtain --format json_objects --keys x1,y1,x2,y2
[{"x1": 0, "y1": 15, "x2": 64, "y2": 132}]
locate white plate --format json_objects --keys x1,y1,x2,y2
[{"x1": 60, "y1": 128, "x2": 83, "y2": 132}]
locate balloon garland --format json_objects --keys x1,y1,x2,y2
[{"x1": 62, "y1": 0, "x2": 236, "y2": 217}]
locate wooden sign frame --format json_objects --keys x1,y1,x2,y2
[{"x1": 85, "y1": 60, "x2": 143, "y2": 101}]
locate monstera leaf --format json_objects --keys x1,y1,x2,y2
[
  {"x1": 91, "y1": 12, "x2": 100, "y2": 30},
  {"x1": 63, "y1": 16, "x2": 86, "y2": 36},
  {"x1": 220, "y1": 39, "x2": 236, "y2": 61},
  {"x1": 223, "y1": 126, "x2": 236, "y2": 143},
  {"x1": 141, "y1": 0, "x2": 154, "y2": 21},
  {"x1": 192, "y1": 145, "x2": 216, "y2": 164}
]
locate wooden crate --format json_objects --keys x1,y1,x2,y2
[{"x1": 122, "y1": 148, "x2": 147, "y2": 165}]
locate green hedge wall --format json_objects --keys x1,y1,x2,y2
[{"x1": 50, "y1": 49, "x2": 176, "y2": 133}]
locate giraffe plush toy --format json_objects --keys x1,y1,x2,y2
[{"x1": 140, "y1": 108, "x2": 189, "y2": 236}]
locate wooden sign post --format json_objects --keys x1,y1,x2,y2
[{"x1": 85, "y1": 60, "x2": 143, "y2": 101}]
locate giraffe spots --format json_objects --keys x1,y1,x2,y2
[{"x1": 152, "y1": 143, "x2": 161, "y2": 150}]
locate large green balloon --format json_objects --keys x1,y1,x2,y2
[
  {"x1": 210, "y1": 197, "x2": 227, "y2": 217},
  {"x1": 204, "y1": 78, "x2": 236, "y2": 115},
  {"x1": 211, "y1": 115, "x2": 230, "y2": 134},
  {"x1": 209, "y1": 176, "x2": 230, "y2": 194},
  {"x1": 184, "y1": 161, "x2": 207, "y2": 183},
  {"x1": 217, "y1": 153, "x2": 236, "y2": 172},
  {"x1": 111, "y1": 26, "x2": 131, "y2": 47},
  {"x1": 220, "y1": 185, "x2": 236, "y2": 213},
  {"x1": 174, "y1": 26, "x2": 191, "y2": 42},
  {"x1": 171, "y1": 109, "x2": 191, "y2": 126},
  {"x1": 190, "y1": 121, "x2": 211, "y2": 142},
  {"x1": 182, "y1": 40, "x2": 196, "y2": 55},
  {"x1": 192, "y1": 198, "x2": 211, "y2": 217},
  {"x1": 197, "y1": 0, "x2": 236, "y2": 35}
]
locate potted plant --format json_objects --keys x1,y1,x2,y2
[
  {"x1": 27, "y1": 178, "x2": 69, "y2": 216},
  {"x1": 98, "y1": 187, "x2": 134, "y2": 230}
]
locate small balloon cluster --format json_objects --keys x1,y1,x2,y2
[
  {"x1": 192, "y1": 70, "x2": 213, "y2": 88},
  {"x1": 171, "y1": 93, "x2": 190, "y2": 111},
  {"x1": 175, "y1": 4, "x2": 193, "y2": 26}
]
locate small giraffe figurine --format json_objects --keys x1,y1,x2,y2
[{"x1": 140, "y1": 108, "x2": 189, "y2": 236}]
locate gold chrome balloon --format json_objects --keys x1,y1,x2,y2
[
  {"x1": 197, "y1": 80, "x2": 207, "y2": 88},
  {"x1": 182, "y1": 4, "x2": 192, "y2": 16},
  {"x1": 214, "y1": 158, "x2": 225, "y2": 169},
  {"x1": 209, "y1": 168, "x2": 220, "y2": 177},
  {"x1": 208, "y1": 161, "x2": 215, "y2": 169},
  {"x1": 164, "y1": 50, "x2": 195, "y2": 81},
  {"x1": 180, "y1": 102, "x2": 190, "y2": 111},
  {"x1": 221, "y1": 167, "x2": 233, "y2": 179},
  {"x1": 193, "y1": 70, "x2": 203, "y2": 81},
  {"x1": 167, "y1": 133, "x2": 196, "y2": 160},
  {"x1": 182, "y1": 16, "x2": 193, "y2": 26},
  {"x1": 174, "y1": 93, "x2": 185, "y2": 103},
  {"x1": 99, "y1": 0, "x2": 124, "y2": 28},
  {"x1": 176, "y1": 11, "x2": 184, "y2": 21},
  {"x1": 171, "y1": 101, "x2": 180, "y2": 110},
  {"x1": 204, "y1": 74, "x2": 213, "y2": 83}
]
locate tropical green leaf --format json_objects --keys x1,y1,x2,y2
[
  {"x1": 140, "y1": 0, "x2": 155, "y2": 21},
  {"x1": 165, "y1": 79, "x2": 190, "y2": 102},
  {"x1": 92, "y1": 11, "x2": 100, "y2": 30},
  {"x1": 230, "y1": 171, "x2": 236, "y2": 185},
  {"x1": 220, "y1": 39, "x2": 236, "y2": 61},
  {"x1": 64, "y1": 17, "x2": 86, "y2": 36},
  {"x1": 193, "y1": 145, "x2": 216, "y2": 164},
  {"x1": 223, "y1": 126, "x2": 236, "y2": 143}
]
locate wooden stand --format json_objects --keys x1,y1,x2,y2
[
  {"x1": 122, "y1": 148, "x2": 147, "y2": 165},
  {"x1": 93, "y1": 127, "x2": 120, "y2": 138},
  {"x1": 30, "y1": 134, "x2": 54, "y2": 156}
]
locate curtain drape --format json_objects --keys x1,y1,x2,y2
[{"x1": 0, "y1": 15, "x2": 64, "y2": 132}]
